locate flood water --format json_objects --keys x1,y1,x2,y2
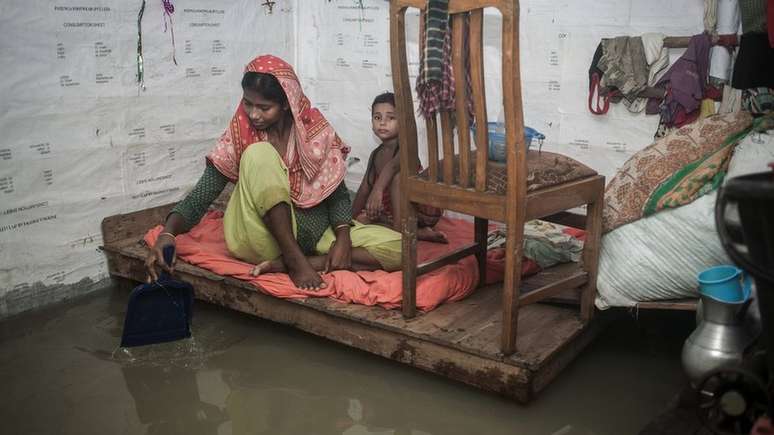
[{"x1": 0, "y1": 285, "x2": 694, "y2": 435}]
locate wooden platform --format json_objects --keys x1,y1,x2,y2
[{"x1": 101, "y1": 204, "x2": 607, "y2": 403}]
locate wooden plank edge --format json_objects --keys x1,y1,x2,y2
[{"x1": 529, "y1": 310, "x2": 612, "y2": 393}]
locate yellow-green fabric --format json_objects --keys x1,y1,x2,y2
[
  {"x1": 224, "y1": 142, "x2": 401, "y2": 270},
  {"x1": 224, "y1": 142, "x2": 296, "y2": 263},
  {"x1": 316, "y1": 221, "x2": 402, "y2": 271},
  {"x1": 173, "y1": 159, "x2": 351, "y2": 254}
]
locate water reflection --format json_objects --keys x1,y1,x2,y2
[
  {"x1": 106, "y1": 282, "x2": 462, "y2": 434},
  {"x1": 0, "y1": 287, "x2": 690, "y2": 435},
  {"x1": 121, "y1": 364, "x2": 227, "y2": 435},
  {"x1": 116, "y1": 344, "x2": 424, "y2": 434},
  {"x1": 214, "y1": 343, "x2": 460, "y2": 435}
]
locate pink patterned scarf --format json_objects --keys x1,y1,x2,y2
[{"x1": 207, "y1": 55, "x2": 350, "y2": 208}]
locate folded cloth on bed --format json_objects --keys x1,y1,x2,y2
[
  {"x1": 603, "y1": 111, "x2": 753, "y2": 233},
  {"x1": 144, "y1": 214, "x2": 543, "y2": 311},
  {"x1": 488, "y1": 220, "x2": 584, "y2": 269}
]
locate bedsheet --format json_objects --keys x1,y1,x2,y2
[{"x1": 145, "y1": 215, "x2": 541, "y2": 311}]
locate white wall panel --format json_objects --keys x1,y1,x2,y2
[
  {"x1": 1, "y1": 0, "x2": 709, "y2": 316},
  {"x1": 0, "y1": 0, "x2": 296, "y2": 316}
]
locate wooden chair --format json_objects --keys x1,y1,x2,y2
[{"x1": 389, "y1": 0, "x2": 605, "y2": 355}]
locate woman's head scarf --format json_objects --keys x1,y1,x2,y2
[{"x1": 207, "y1": 55, "x2": 350, "y2": 208}]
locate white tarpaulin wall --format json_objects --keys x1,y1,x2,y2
[{"x1": 0, "y1": 0, "x2": 705, "y2": 317}]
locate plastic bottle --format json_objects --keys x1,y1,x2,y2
[
  {"x1": 495, "y1": 108, "x2": 506, "y2": 136},
  {"x1": 490, "y1": 108, "x2": 507, "y2": 161}
]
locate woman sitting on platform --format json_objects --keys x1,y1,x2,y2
[{"x1": 145, "y1": 55, "x2": 401, "y2": 290}]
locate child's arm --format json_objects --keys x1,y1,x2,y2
[
  {"x1": 365, "y1": 153, "x2": 400, "y2": 220},
  {"x1": 351, "y1": 151, "x2": 375, "y2": 219}
]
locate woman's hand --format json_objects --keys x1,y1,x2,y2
[
  {"x1": 144, "y1": 232, "x2": 177, "y2": 282},
  {"x1": 365, "y1": 188, "x2": 384, "y2": 221},
  {"x1": 325, "y1": 227, "x2": 352, "y2": 272}
]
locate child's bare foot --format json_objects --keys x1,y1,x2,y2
[{"x1": 417, "y1": 226, "x2": 448, "y2": 243}]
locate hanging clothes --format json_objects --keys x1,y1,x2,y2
[
  {"x1": 416, "y1": 0, "x2": 453, "y2": 119},
  {"x1": 597, "y1": 36, "x2": 650, "y2": 112},
  {"x1": 588, "y1": 34, "x2": 667, "y2": 115},
  {"x1": 588, "y1": 42, "x2": 613, "y2": 115},
  {"x1": 709, "y1": 0, "x2": 741, "y2": 83},
  {"x1": 704, "y1": 0, "x2": 719, "y2": 32},
  {"x1": 415, "y1": 0, "x2": 473, "y2": 120},
  {"x1": 732, "y1": 33, "x2": 774, "y2": 89},
  {"x1": 739, "y1": 0, "x2": 768, "y2": 33},
  {"x1": 769, "y1": 0, "x2": 774, "y2": 47},
  {"x1": 598, "y1": 37, "x2": 649, "y2": 100},
  {"x1": 646, "y1": 33, "x2": 712, "y2": 130},
  {"x1": 731, "y1": 0, "x2": 774, "y2": 97},
  {"x1": 642, "y1": 33, "x2": 669, "y2": 86}
]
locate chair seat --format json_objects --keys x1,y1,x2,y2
[{"x1": 420, "y1": 150, "x2": 597, "y2": 194}]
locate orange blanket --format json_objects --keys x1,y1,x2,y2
[{"x1": 144, "y1": 211, "x2": 540, "y2": 311}]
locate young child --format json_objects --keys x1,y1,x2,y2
[{"x1": 352, "y1": 92, "x2": 447, "y2": 243}]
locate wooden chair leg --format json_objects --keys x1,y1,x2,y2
[
  {"x1": 401, "y1": 201, "x2": 419, "y2": 318},
  {"x1": 501, "y1": 222, "x2": 525, "y2": 355},
  {"x1": 580, "y1": 180, "x2": 604, "y2": 322},
  {"x1": 474, "y1": 217, "x2": 488, "y2": 288}
]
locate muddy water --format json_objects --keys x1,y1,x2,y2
[{"x1": 0, "y1": 286, "x2": 692, "y2": 435}]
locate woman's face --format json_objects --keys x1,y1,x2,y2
[
  {"x1": 242, "y1": 88, "x2": 287, "y2": 131},
  {"x1": 371, "y1": 102, "x2": 398, "y2": 142}
]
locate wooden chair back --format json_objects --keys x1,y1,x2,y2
[
  {"x1": 390, "y1": 0, "x2": 605, "y2": 356},
  {"x1": 390, "y1": 0, "x2": 526, "y2": 207}
]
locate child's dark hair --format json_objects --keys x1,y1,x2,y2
[
  {"x1": 366, "y1": 92, "x2": 399, "y2": 187},
  {"x1": 371, "y1": 92, "x2": 395, "y2": 111},
  {"x1": 241, "y1": 71, "x2": 288, "y2": 107}
]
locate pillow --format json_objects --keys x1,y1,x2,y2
[{"x1": 603, "y1": 111, "x2": 752, "y2": 232}]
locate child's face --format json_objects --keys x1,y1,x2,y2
[{"x1": 371, "y1": 102, "x2": 399, "y2": 142}]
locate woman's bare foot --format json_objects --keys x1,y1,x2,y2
[
  {"x1": 250, "y1": 260, "x2": 274, "y2": 276},
  {"x1": 417, "y1": 226, "x2": 448, "y2": 244},
  {"x1": 287, "y1": 259, "x2": 326, "y2": 291},
  {"x1": 251, "y1": 255, "x2": 326, "y2": 291},
  {"x1": 289, "y1": 270, "x2": 325, "y2": 290}
]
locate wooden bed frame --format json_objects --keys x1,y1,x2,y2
[{"x1": 101, "y1": 203, "x2": 608, "y2": 403}]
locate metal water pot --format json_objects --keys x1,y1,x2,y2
[{"x1": 682, "y1": 294, "x2": 755, "y2": 385}]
